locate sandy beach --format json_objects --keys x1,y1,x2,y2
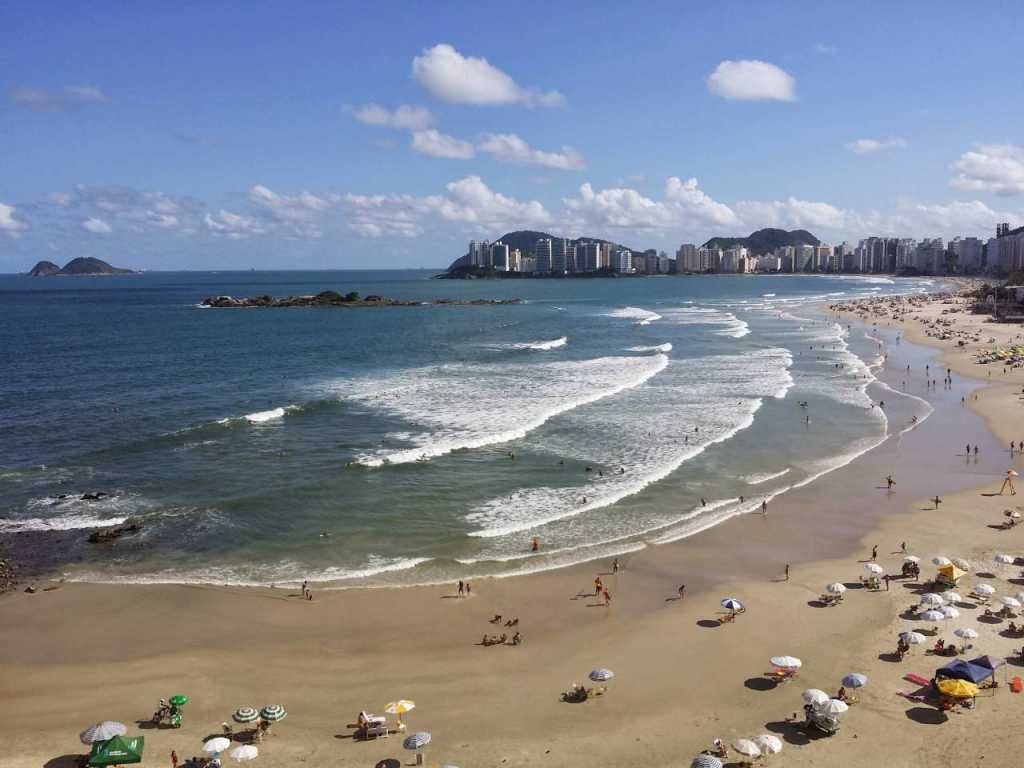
[{"x1": 4, "y1": 293, "x2": 1024, "y2": 768}]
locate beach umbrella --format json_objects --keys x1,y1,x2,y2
[
  {"x1": 720, "y1": 598, "x2": 744, "y2": 611},
  {"x1": 973, "y1": 654, "x2": 1006, "y2": 671},
  {"x1": 690, "y1": 756, "x2": 723, "y2": 768},
  {"x1": 951, "y1": 558, "x2": 971, "y2": 572},
  {"x1": 754, "y1": 734, "x2": 783, "y2": 755},
  {"x1": 769, "y1": 655, "x2": 802, "y2": 670},
  {"x1": 589, "y1": 668, "x2": 614, "y2": 682},
  {"x1": 403, "y1": 732, "x2": 432, "y2": 750},
  {"x1": 202, "y1": 738, "x2": 231, "y2": 756},
  {"x1": 385, "y1": 699, "x2": 415, "y2": 727},
  {"x1": 259, "y1": 705, "x2": 286, "y2": 723},
  {"x1": 229, "y1": 745, "x2": 258, "y2": 762},
  {"x1": 919, "y1": 593, "x2": 945, "y2": 607},
  {"x1": 900, "y1": 631, "x2": 926, "y2": 645},
  {"x1": 864, "y1": 563, "x2": 884, "y2": 575},
  {"x1": 904, "y1": 555, "x2": 920, "y2": 564},
  {"x1": 232, "y1": 708, "x2": 259, "y2": 724},
  {"x1": 941, "y1": 606, "x2": 961, "y2": 620},
  {"x1": 995, "y1": 554, "x2": 1015, "y2": 565},
  {"x1": 841, "y1": 673, "x2": 868, "y2": 688},
  {"x1": 1000, "y1": 596, "x2": 1022, "y2": 608},
  {"x1": 169, "y1": 695, "x2": 189, "y2": 707},
  {"x1": 816, "y1": 699, "x2": 849, "y2": 716},
  {"x1": 1015, "y1": 591, "x2": 1024, "y2": 604},
  {"x1": 85, "y1": 735, "x2": 144, "y2": 767},
  {"x1": 731, "y1": 739, "x2": 761, "y2": 759},
  {"x1": 932, "y1": 556, "x2": 952, "y2": 567},
  {"x1": 802, "y1": 689, "x2": 830, "y2": 706},
  {"x1": 80, "y1": 722, "x2": 127, "y2": 745},
  {"x1": 955, "y1": 627, "x2": 979, "y2": 640},
  {"x1": 919, "y1": 609, "x2": 945, "y2": 622},
  {"x1": 945, "y1": 591, "x2": 964, "y2": 603},
  {"x1": 975, "y1": 584, "x2": 996, "y2": 596},
  {"x1": 825, "y1": 582, "x2": 847, "y2": 594},
  {"x1": 937, "y1": 679, "x2": 978, "y2": 699}
]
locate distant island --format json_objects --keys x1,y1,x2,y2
[
  {"x1": 28, "y1": 257, "x2": 135, "y2": 276},
  {"x1": 201, "y1": 290, "x2": 520, "y2": 308}
]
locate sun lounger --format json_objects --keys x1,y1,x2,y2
[{"x1": 357, "y1": 711, "x2": 388, "y2": 739}]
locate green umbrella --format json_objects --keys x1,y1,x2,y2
[
  {"x1": 87, "y1": 735, "x2": 144, "y2": 767},
  {"x1": 169, "y1": 695, "x2": 189, "y2": 707}
]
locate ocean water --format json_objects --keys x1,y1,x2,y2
[{"x1": 0, "y1": 270, "x2": 939, "y2": 586}]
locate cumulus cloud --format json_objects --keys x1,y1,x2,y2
[
  {"x1": 412, "y1": 44, "x2": 564, "y2": 107},
  {"x1": 735, "y1": 197, "x2": 850, "y2": 230},
  {"x1": 951, "y1": 144, "x2": 1024, "y2": 196},
  {"x1": 203, "y1": 210, "x2": 264, "y2": 239},
  {"x1": 246, "y1": 184, "x2": 334, "y2": 238},
  {"x1": 350, "y1": 103, "x2": 434, "y2": 131},
  {"x1": 9, "y1": 85, "x2": 110, "y2": 112},
  {"x1": 814, "y1": 43, "x2": 838, "y2": 55},
  {"x1": 477, "y1": 133, "x2": 585, "y2": 170},
  {"x1": 846, "y1": 137, "x2": 907, "y2": 154},
  {"x1": 343, "y1": 175, "x2": 553, "y2": 238},
  {"x1": 81, "y1": 217, "x2": 112, "y2": 234},
  {"x1": 411, "y1": 129, "x2": 476, "y2": 159},
  {"x1": 0, "y1": 203, "x2": 28, "y2": 237},
  {"x1": 706, "y1": 60, "x2": 796, "y2": 102}
]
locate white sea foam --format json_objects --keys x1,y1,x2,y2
[
  {"x1": 0, "y1": 513, "x2": 129, "y2": 533},
  {"x1": 660, "y1": 307, "x2": 750, "y2": 338},
  {"x1": 349, "y1": 353, "x2": 670, "y2": 467},
  {"x1": 628, "y1": 343, "x2": 673, "y2": 353},
  {"x1": 762, "y1": 293, "x2": 777, "y2": 297},
  {"x1": 742, "y1": 468, "x2": 791, "y2": 485},
  {"x1": 245, "y1": 407, "x2": 286, "y2": 423},
  {"x1": 607, "y1": 307, "x2": 662, "y2": 325}
]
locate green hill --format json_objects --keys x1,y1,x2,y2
[{"x1": 702, "y1": 228, "x2": 820, "y2": 255}]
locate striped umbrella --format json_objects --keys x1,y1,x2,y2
[
  {"x1": 202, "y1": 738, "x2": 231, "y2": 756},
  {"x1": 720, "y1": 598, "x2": 744, "y2": 611},
  {"x1": 690, "y1": 756, "x2": 723, "y2": 768},
  {"x1": 589, "y1": 668, "x2": 614, "y2": 682},
  {"x1": 754, "y1": 734, "x2": 783, "y2": 755},
  {"x1": 403, "y1": 732, "x2": 432, "y2": 750},
  {"x1": 732, "y1": 739, "x2": 761, "y2": 758},
  {"x1": 229, "y1": 745, "x2": 258, "y2": 762},
  {"x1": 233, "y1": 707, "x2": 259, "y2": 724},
  {"x1": 841, "y1": 673, "x2": 868, "y2": 688},
  {"x1": 259, "y1": 705, "x2": 286, "y2": 723},
  {"x1": 80, "y1": 721, "x2": 127, "y2": 745}
]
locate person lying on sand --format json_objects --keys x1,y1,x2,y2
[{"x1": 490, "y1": 614, "x2": 502, "y2": 624}]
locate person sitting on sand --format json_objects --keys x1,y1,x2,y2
[
  {"x1": 481, "y1": 634, "x2": 490, "y2": 646},
  {"x1": 512, "y1": 631, "x2": 521, "y2": 645},
  {"x1": 711, "y1": 739, "x2": 728, "y2": 758},
  {"x1": 490, "y1": 614, "x2": 502, "y2": 624}
]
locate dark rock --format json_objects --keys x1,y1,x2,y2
[
  {"x1": 28, "y1": 260, "x2": 61, "y2": 277},
  {"x1": 88, "y1": 517, "x2": 142, "y2": 544}
]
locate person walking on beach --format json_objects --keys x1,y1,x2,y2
[
  {"x1": 301, "y1": 580, "x2": 308, "y2": 599},
  {"x1": 1000, "y1": 471, "x2": 1017, "y2": 496},
  {"x1": 171, "y1": 751, "x2": 178, "y2": 768},
  {"x1": 871, "y1": 545, "x2": 878, "y2": 561},
  {"x1": 974, "y1": 445, "x2": 979, "y2": 457},
  {"x1": 761, "y1": 499, "x2": 768, "y2": 516},
  {"x1": 594, "y1": 576, "x2": 603, "y2": 596},
  {"x1": 458, "y1": 579, "x2": 464, "y2": 597},
  {"x1": 901, "y1": 541, "x2": 907, "y2": 553},
  {"x1": 602, "y1": 587, "x2": 611, "y2": 606},
  {"x1": 784, "y1": 564, "x2": 790, "y2": 581},
  {"x1": 678, "y1": 584, "x2": 686, "y2": 601},
  {"x1": 612, "y1": 558, "x2": 619, "y2": 574},
  {"x1": 886, "y1": 474, "x2": 895, "y2": 490},
  {"x1": 933, "y1": 495, "x2": 942, "y2": 509}
]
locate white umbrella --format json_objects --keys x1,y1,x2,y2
[
  {"x1": 919, "y1": 593, "x2": 945, "y2": 607},
  {"x1": 754, "y1": 734, "x2": 783, "y2": 755},
  {"x1": 770, "y1": 655, "x2": 802, "y2": 670},
  {"x1": 1014, "y1": 591, "x2": 1024, "y2": 604},
  {"x1": 932, "y1": 556, "x2": 952, "y2": 567},
  {"x1": 951, "y1": 558, "x2": 971, "y2": 571},
  {"x1": 919, "y1": 609, "x2": 945, "y2": 622},
  {"x1": 941, "y1": 606, "x2": 961, "y2": 620},
  {"x1": 904, "y1": 555, "x2": 921, "y2": 564},
  {"x1": 732, "y1": 739, "x2": 761, "y2": 759},
  {"x1": 816, "y1": 699, "x2": 850, "y2": 715},
  {"x1": 900, "y1": 631, "x2": 926, "y2": 645},
  {"x1": 955, "y1": 627, "x2": 979, "y2": 640},
  {"x1": 825, "y1": 582, "x2": 847, "y2": 594},
  {"x1": 802, "y1": 688, "x2": 830, "y2": 706},
  {"x1": 720, "y1": 597, "x2": 744, "y2": 611},
  {"x1": 864, "y1": 563, "x2": 884, "y2": 574},
  {"x1": 1000, "y1": 596, "x2": 1022, "y2": 608},
  {"x1": 945, "y1": 591, "x2": 964, "y2": 603},
  {"x1": 79, "y1": 722, "x2": 127, "y2": 745},
  {"x1": 995, "y1": 554, "x2": 1015, "y2": 565},
  {"x1": 229, "y1": 746, "x2": 258, "y2": 762},
  {"x1": 589, "y1": 668, "x2": 614, "y2": 682},
  {"x1": 203, "y1": 738, "x2": 231, "y2": 756},
  {"x1": 976, "y1": 584, "x2": 996, "y2": 595}
]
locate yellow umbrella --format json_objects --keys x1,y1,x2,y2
[
  {"x1": 384, "y1": 700, "x2": 415, "y2": 727},
  {"x1": 937, "y1": 679, "x2": 978, "y2": 698}
]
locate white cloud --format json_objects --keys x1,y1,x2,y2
[
  {"x1": 706, "y1": 60, "x2": 796, "y2": 102},
  {"x1": 411, "y1": 43, "x2": 564, "y2": 107},
  {"x1": 246, "y1": 184, "x2": 334, "y2": 238},
  {"x1": 477, "y1": 133, "x2": 585, "y2": 170},
  {"x1": 951, "y1": 144, "x2": 1024, "y2": 196},
  {"x1": 846, "y1": 137, "x2": 907, "y2": 154},
  {"x1": 735, "y1": 197, "x2": 850, "y2": 230},
  {"x1": 563, "y1": 177, "x2": 737, "y2": 233},
  {"x1": 351, "y1": 103, "x2": 434, "y2": 131},
  {"x1": 81, "y1": 217, "x2": 112, "y2": 234},
  {"x1": 343, "y1": 176, "x2": 552, "y2": 238},
  {"x1": 814, "y1": 43, "x2": 838, "y2": 55},
  {"x1": 9, "y1": 85, "x2": 110, "y2": 112},
  {"x1": 411, "y1": 129, "x2": 476, "y2": 159},
  {"x1": 203, "y1": 209, "x2": 264, "y2": 239},
  {"x1": 0, "y1": 203, "x2": 28, "y2": 237}
]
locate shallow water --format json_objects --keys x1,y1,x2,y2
[{"x1": 0, "y1": 270, "x2": 941, "y2": 585}]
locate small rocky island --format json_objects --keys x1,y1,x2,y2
[
  {"x1": 201, "y1": 290, "x2": 520, "y2": 308},
  {"x1": 29, "y1": 257, "x2": 135, "y2": 276}
]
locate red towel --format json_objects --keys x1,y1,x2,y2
[{"x1": 904, "y1": 673, "x2": 930, "y2": 687}]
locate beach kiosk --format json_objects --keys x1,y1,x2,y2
[{"x1": 936, "y1": 563, "x2": 965, "y2": 588}]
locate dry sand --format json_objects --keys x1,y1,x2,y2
[{"x1": 4, "y1": 293, "x2": 1024, "y2": 768}]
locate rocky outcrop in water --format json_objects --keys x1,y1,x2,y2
[
  {"x1": 201, "y1": 291, "x2": 520, "y2": 308},
  {"x1": 88, "y1": 517, "x2": 142, "y2": 543}
]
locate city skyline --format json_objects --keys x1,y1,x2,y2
[{"x1": 3, "y1": 2, "x2": 1024, "y2": 271}]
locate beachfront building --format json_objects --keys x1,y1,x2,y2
[
  {"x1": 996, "y1": 223, "x2": 1024, "y2": 272},
  {"x1": 698, "y1": 246, "x2": 723, "y2": 272},
  {"x1": 551, "y1": 238, "x2": 572, "y2": 275},
  {"x1": 576, "y1": 241, "x2": 600, "y2": 272},
  {"x1": 721, "y1": 245, "x2": 748, "y2": 273},
  {"x1": 815, "y1": 244, "x2": 833, "y2": 272},
  {"x1": 913, "y1": 238, "x2": 946, "y2": 274},
  {"x1": 534, "y1": 238, "x2": 552, "y2": 273},
  {"x1": 949, "y1": 236, "x2": 984, "y2": 272},
  {"x1": 613, "y1": 249, "x2": 633, "y2": 273},
  {"x1": 895, "y1": 239, "x2": 917, "y2": 271},
  {"x1": 490, "y1": 242, "x2": 510, "y2": 272},
  {"x1": 676, "y1": 243, "x2": 699, "y2": 272}
]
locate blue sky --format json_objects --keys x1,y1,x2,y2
[{"x1": 2, "y1": 1, "x2": 1023, "y2": 270}]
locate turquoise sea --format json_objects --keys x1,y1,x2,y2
[{"x1": 0, "y1": 270, "x2": 940, "y2": 586}]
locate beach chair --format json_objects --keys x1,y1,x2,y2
[{"x1": 357, "y1": 711, "x2": 388, "y2": 739}]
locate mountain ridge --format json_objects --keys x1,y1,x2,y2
[
  {"x1": 701, "y1": 228, "x2": 820, "y2": 254},
  {"x1": 28, "y1": 257, "x2": 135, "y2": 276}
]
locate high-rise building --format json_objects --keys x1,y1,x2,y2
[
  {"x1": 814, "y1": 244, "x2": 833, "y2": 272},
  {"x1": 491, "y1": 242, "x2": 510, "y2": 272},
  {"x1": 551, "y1": 238, "x2": 571, "y2": 275},
  {"x1": 676, "y1": 243, "x2": 699, "y2": 272},
  {"x1": 534, "y1": 238, "x2": 552, "y2": 273},
  {"x1": 613, "y1": 249, "x2": 633, "y2": 273},
  {"x1": 949, "y1": 236, "x2": 983, "y2": 272},
  {"x1": 996, "y1": 224, "x2": 1024, "y2": 272}
]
